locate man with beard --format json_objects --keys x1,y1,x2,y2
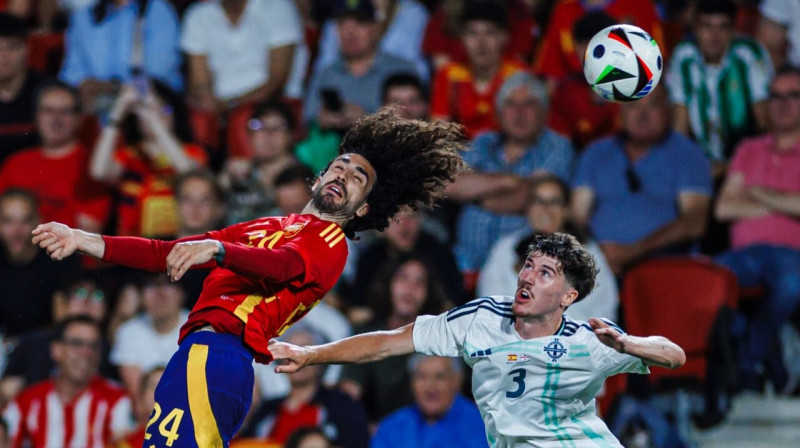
[{"x1": 32, "y1": 108, "x2": 467, "y2": 448}]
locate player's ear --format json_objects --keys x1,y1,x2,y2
[
  {"x1": 561, "y1": 289, "x2": 578, "y2": 308},
  {"x1": 355, "y1": 202, "x2": 369, "y2": 218}
]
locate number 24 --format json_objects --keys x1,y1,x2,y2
[{"x1": 144, "y1": 402, "x2": 185, "y2": 447}]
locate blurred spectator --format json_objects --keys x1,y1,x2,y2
[
  {"x1": 713, "y1": 67, "x2": 800, "y2": 394},
  {"x1": 478, "y1": 175, "x2": 618, "y2": 321},
  {"x1": 110, "y1": 272, "x2": 187, "y2": 400},
  {"x1": 0, "y1": 271, "x2": 112, "y2": 406},
  {"x1": 340, "y1": 254, "x2": 447, "y2": 422},
  {"x1": 533, "y1": 0, "x2": 663, "y2": 89},
  {"x1": 0, "y1": 417, "x2": 7, "y2": 448},
  {"x1": 756, "y1": 0, "x2": 800, "y2": 70},
  {"x1": 571, "y1": 87, "x2": 712, "y2": 276},
  {"x1": 447, "y1": 72, "x2": 574, "y2": 277},
  {"x1": 274, "y1": 163, "x2": 314, "y2": 216},
  {"x1": 314, "y1": 0, "x2": 430, "y2": 81},
  {"x1": 0, "y1": 190, "x2": 80, "y2": 338},
  {"x1": 546, "y1": 11, "x2": 620, "y2": 150},
  {"x1": 381, "y1": 72, "x2": 428, "y2": 120},
  {"x1": 181, "y1": 0, "x2": 305, "y2": 157},
  {"x1": 60, "y1": 0, "x2": 182, "y2": 115},
  {"x1": 370, "y1": 355, "x2": 484, "y2": 448},
  {"x1": 222, "y1": 101, "x2": 299, "y2": 226},
  {"x1": 114, "y1": 366, "x2": 163, "y2": 448},
  {"x1": 240, "y1": 325, "x2": 368, "y2": 448},
  {"x1": 90, "y1": 82, "x2": 206, "y2": 238},
  {"x1": 430, "y1": 1, "x2": 527, "y2": 137},
  {"x1": 351, "y1": 209, "x2": 464, "y2": 317},
  {"x1": 0, "y1": 14, "x2": 44, "y2": 164},
  {"x1": 423, "y1": 0, "x2": 538, "y2": 72},
  {"x1": 666, "y1": 0, "x2": 772, "y2": 175},
  {"x1": 2, "y1": 316, "x2": 134, "y2": 447},
  {"x1": 284, "y1": 426, "x2": 334, "y2": 448},
  {"x1": 0, "y1": 82, "x2": 110, "y2": 232}
]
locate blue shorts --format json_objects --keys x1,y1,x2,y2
[{"x1": 144, "y1": 330, "x2": 254, "y2": 447}]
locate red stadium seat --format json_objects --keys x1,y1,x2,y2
[{"x1": 621, "y1": 257, "x2": 739, "y2": 386}]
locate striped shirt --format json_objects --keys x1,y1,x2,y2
[
  {"x1": 2, "y1": 377, "x2": 133, "y2": 448},
  {"x1": 666, "y1": 36, "x2": 773, "y2": 161}
]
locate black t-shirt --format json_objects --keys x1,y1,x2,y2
[{"x1": 0, "y1": 71, "x2": 45, "y2": 165}]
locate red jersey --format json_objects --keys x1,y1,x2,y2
[
  {"x1": 101, "y1": 214, "x2": 348, "y2": 364},
  {"x1": 2, "y1": 377, "x2": 133, "y2": 448},
  {"x1": 0, "y1": 144, "x2": 110, "y2": 227},
  {"x1": 533, "y1": 0, "x2": 664, "y2": 80},
  {"x1": 431, "y1": 59, "x2": 527, "y2": 138}
]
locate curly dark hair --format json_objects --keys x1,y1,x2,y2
[
  {"x1": 527, "y1": 233, "x2": 598, "y2": 303},
  {"x1": 335, "y1": 107, "x2": 468, "y2": 238}
]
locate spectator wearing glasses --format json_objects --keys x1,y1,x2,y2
[
  {"x1": 2, "y1": 316, "x2": 134, "y2": 448},
  {"x1": 571, "y1": 86, "x2": 712, "y2": 276},
  {"x1": 714, "y1": 67, "x2": 800, "y2": 395}
]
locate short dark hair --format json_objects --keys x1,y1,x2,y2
[
  {"x1": 174, "y1": 169, "x2": 224, "y2": 204},
  {"x1": 382, "y1": 73, "x2": 429, "y2": 104},
  {"x1": 774, "y1": 65, "x2": 800, "y2": 82},
  {"x1": 35, "y1": 81, "x2": 81, "y2": 113},
  {"x1": 274, "y1": 163, "x2": 314, "y2": 189},
  {"x1": 335, "y1": 107, "x2": 467, "y2": 238},
  {"x1": 0, "y1": 188, "x2": 39, "y2": 210},
  {"x1": 461, "y1": 0, "x2": 508, "y2": 31},
  {"x1": 573, "y1": 11, "x2": 617, "y2": 43},
  {"x1": 529, "y1": 174, "x2": 571, "y2": 205},
  {"x1": 696, "y1": 0, "x2": 737, "y2": 20},
  {"x1": 250, "y1": 100, "x2": 297, "y2": 133},
  {"x1": 0, "y1": 13, "x2": 29, "y2": 39},
  {"x1": 284, "y1": 427, "x2": 331, "y2": 448},
  {"x1": 527, "y1": 233, "x2": 598, "y2": 302},
  {"x1": 55, "y1": 314, "x2": 102, "y2": 341}
]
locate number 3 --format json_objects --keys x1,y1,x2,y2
[
  {"x1": 144, "y1": 402, "x2": 185, "y2": 447},
  {"x1": 506, "y1": 368, "x2": 526, "y2": 398}
]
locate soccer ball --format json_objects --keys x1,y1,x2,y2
[{"x1": 583, "y1": 24, "x2": 662, "y2": 102}]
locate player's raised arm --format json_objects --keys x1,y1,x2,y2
[
  {"x1": 32, "y1": 222, "x2": 106, "y2": 260},
  {"x1": 270, "y1": 323, "x2": 416, "y2": 373},
  {"x1": 589, "y1": 317, "x2": 686, "y2": 369}
]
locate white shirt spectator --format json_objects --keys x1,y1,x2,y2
[
  {"x1": 110, "y1": 310, "x2": 189, "y2": 373},
  {"x1": 760, "y1": 0, "x2": 800, "y2": 68},
  {"x1": 180, "y1": 0, "x2": 306, "y2": 100}
]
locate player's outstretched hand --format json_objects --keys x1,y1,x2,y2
[
  {"x1": 269, "y1": 340, "x2": 313, "y2": 374},
  {"x1": 31, "y1": 222, "x2": 78, "y2": 261},
  {"x1": 165, "y1": 240, "x2": 221, "y2": 282},
  {"x1": 589, "y1": 317, "x2": 627, "y2": 354}
]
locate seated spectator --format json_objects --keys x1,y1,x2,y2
[
  {"x1": 114, "y1": 366, "x2": 163, "y2": 448},
  {"x1": 478, "y1": 175, "x2": 618, "y2": 322},
  {"x1": 240, "y1": 325, "x2": 368, "y2": 448},
  {"x1": 571, "y1": 86, "x2": 712, "y2": 276},
  {"x1": 340, "y1": 254, "x2": 447, "y2": 422},
  {"x1": 0, "y1": 190, "x2": 80, "y2": 339},
  {"x1": 0, "y1": 82, "x2": 110, "y2": 232},
  {"x1": 110, "y1": 272, "x2": 188, "y2": 400},
  {"x1": 382, "y1": 72, "x2": 429, "y2": 121},
  {"x1": 533, "y1": 0, "x2": 663, "y2": 89},
  {"x1": 0, "y1": 14, "x2": 45, "y2": 163},
  {"x1": 447, "y1": 72, "x2": 574, "y2": 278},
  {"x1": 371, "y1": 355, "x2": 485, "y2": 448},
  {"x1": 274, "y1": 163, "x2": 314, "y2": 215},
  {"x1": 222, "y1": 101, "x2": 299, "y2": 226},
  {"x1": 181, "y1": 0, "x2": 305, "y2": 156},
  {"x1": 666, "y1": 0, "x2": 772, "y2": 175},
  {"x1": 546, "y1": 11, "x2": 621, "y2": 151},
  {"x1": 313, "y1": 0, "x2": 430, "y2": 81},
  {"x1": 756, "y1": 0, "x2": 800, "y2": 70},
  {"x1": 714, "y1": 67, "x2": 800, "y2": 395},
  {"x1": 351, "y1": 209, "x2": 464, "y2": 316},
  {"x1": 2, "y1": 316, "x2": 134, "y2": 447},
  {"x1": 90, "y1": 82, "x2": 206, "y2": 238},
  {"x1": 60, "y1": 0, "x2": 182, "y2": 115},
  {"x1": 423, "y1": 0, "x2": 538, "y2": 72},
  {"x1": 430, "y1": 1, "x2": 527, "y2": 137},
  {"x1": 0, "y1": 271, "x2": 111, "y2": 406},
  {"x1": 284, "y1": 427, "x2": 333, "y2": 448}
]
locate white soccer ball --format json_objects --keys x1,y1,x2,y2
[{"x1": 583, "y1": 24, "x2": 663, "y2": 102}]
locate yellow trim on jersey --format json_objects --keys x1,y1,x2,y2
[
  {"x1": 324, "y1": 228, "x2": 341, "y2": 243},
  {"x1": 329, "y1": 233, "x2": 345, "y2": 248},
  {"x1": 319, "y1": 223, "x2": 338, "y2": 238},
  {"x1": 186, "y1": 344, "x2": 223, "y2": 448},
  {"x1": 233, "y1": 295, "x2": 275, "y2": 323}
]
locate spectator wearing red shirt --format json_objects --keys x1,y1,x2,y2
[
  {"x1": 90, "y1": 81, "x2": 207, "y2": 238},
  {"x1": 2, "y1": 316, "x2": 134, "y2": 448},
  {"x1": 546, "y1": 10, "x2": 621, "y2": 150},
  {"x1": 0, "y1": 82, "x2": 109, "y2": 233},
  {"x1": 430, "y1": 1, "x2": 527, "y2": 138},
  {"x1": 533, "y1": 0, "x2": 664, "y2": 89}
]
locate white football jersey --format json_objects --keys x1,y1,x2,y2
[{"x1": 412, "y1": 296, "x2": 649, "y2": 447}]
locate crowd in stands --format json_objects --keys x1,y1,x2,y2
[{"x1": 0, "y1": 0, "x2": 799, "y2": 447}]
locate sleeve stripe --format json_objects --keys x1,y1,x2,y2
[
  {"x1": 447, "y1": 305, "x2": 514, "y2": 322},
  {"x1": 328, "y1": 233, "x2": 345, "y2": 248},
  {"x1": 447, "y1": 297, "x2": 512, "y2": 317},
  {"x1": 323, "y1": 228, "x2": 342, "y2": 242},
  {"x1": 319, "y1": 223, "x2": 338, "y2": 238}
]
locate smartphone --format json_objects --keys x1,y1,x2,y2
[{"x1": 320, "y1": 88, "x2": 343, "y2": 112}]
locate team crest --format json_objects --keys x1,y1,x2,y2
[
  {"x1": 283, "y1": 222, "x2": 307, "y2": 239},
  {"x1": 544, "y1": 338, "x2": 567, "y2": 362}
]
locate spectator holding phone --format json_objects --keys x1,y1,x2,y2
[{"x1": 89, "y1": 81, "x2": 207, "y2": 238}]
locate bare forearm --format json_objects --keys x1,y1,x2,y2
[
  {"x1": 90, "y1": 126, "x2": 121, "y2": 182},
  {"x1": 716, "y1": 197, "x2": 770, "y2": 221},
  {"x1": 446, "y1": 173, "x2": 521, "y2": 202},
  {"x1": 307, "y1": 325, "x2": 415, "y2": 365},
  {"x1": 75, "y1": 230, "x2": 107, "y2": 259},
  {"x1": 635, "y1": 215, "x2": 706, "y2": 256},
  {"x1": 621, "y1": 335, "x2": 686, "y2": 369},
  {"x1": 755, "y1": 191, "x2": 800, "y2": 217}
]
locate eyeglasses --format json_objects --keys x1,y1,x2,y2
[
  {"x1": 60, "y1": 338, "x2": 103, "y2": 351},
  {"x1": 531, "y1": 196, "x2": 566, "y2": 207},
  {"x1": 247, "y1": 119, "x2": 289, "y2": 133},
  {"x1": 71, "y1": 287, "x2": 105, "y2": 303},
  {"x1": 626, "y1": 166, "x2": 642, "y2": 193},
  {"x1": 769, "y1": 91, "x2": 800, "y2": 102}
]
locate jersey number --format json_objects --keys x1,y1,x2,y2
[
  {"x1": 506, "y1": 368, "x2": 527, "y2": 399},
  {"x1": 144, "y1": 402, "x2": 185, "y2": 447}
]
